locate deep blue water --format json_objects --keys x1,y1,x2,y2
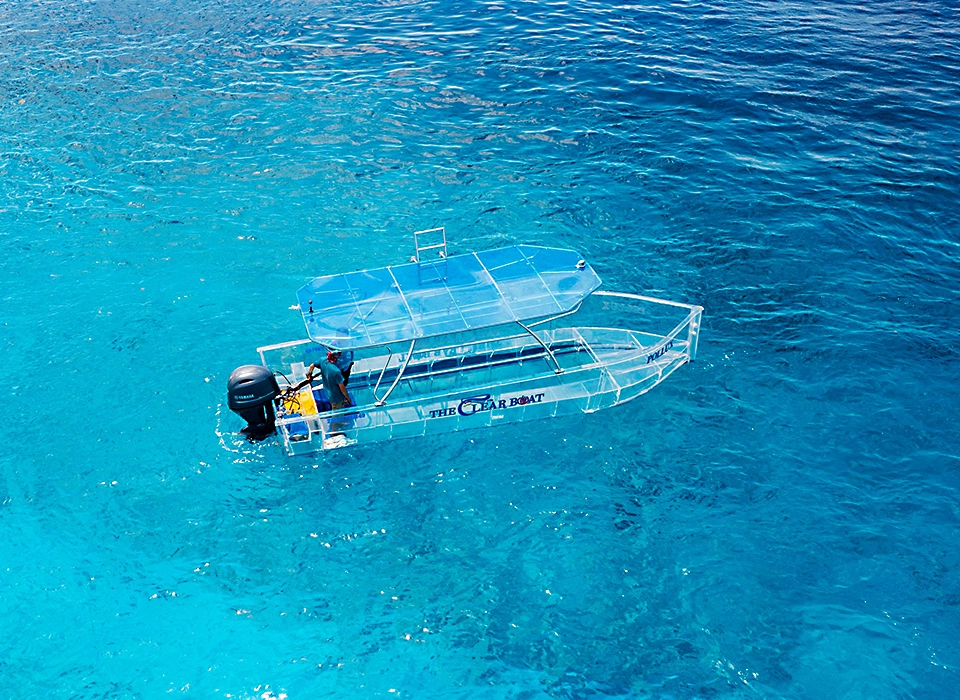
[{"x1": 2, "y1": 0, "x2": 959, "y2": 697}]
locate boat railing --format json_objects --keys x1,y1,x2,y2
[
  {"x1": 592, "y1": 290, "x2": 698, "y2": 310},
  {"x1": 413, "y1": 226, "x2": 447, "y2": 262}
]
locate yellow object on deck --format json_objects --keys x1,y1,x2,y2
[{"x1": 283, "y1": 389, "x2": 318, "y2": 416}]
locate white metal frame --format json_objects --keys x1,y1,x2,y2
[{"x1": 412, "y1": 227, "x2": 448, "y2": 262}]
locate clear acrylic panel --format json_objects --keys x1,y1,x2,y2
[{"x1": 296, "y1": 245, "x2": 601, "y2": 349}]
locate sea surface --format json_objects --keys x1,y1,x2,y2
[{"x1": 2, "y1": 0, "x2": 959, "y2": 697}]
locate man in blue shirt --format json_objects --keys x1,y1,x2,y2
[
  {"x1": 335, "y1": 349, "x2": 354, "y2": 383},
  {"x1": 307, "y1": 351, "x2": 352, "y2": 409},
  {"x1": 332, "y1": 327, "x2": 355, "y2": 383}
]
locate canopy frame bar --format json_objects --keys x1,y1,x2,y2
[
  {"x1": 371, "y1": 346, "x2": 396, "y2": 400},
  {"x1": 517, "y1": 321, "x2": 563, "y2": 374},
  {"x1": 375, "y1": 338, "x2": 417, "y2": 407}
]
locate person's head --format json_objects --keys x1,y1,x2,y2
[{"x1": 327, "y1": 350, "x2": 341, "y2": 363}]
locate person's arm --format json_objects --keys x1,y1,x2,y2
[
  {"x1": 306, "y1": 363, "x2": 318, "y2": 381},
  {"x1": 338, "y1": 382, "x2": 351, "y2": 406}
]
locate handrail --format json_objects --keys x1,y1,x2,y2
[
  {"x1": 413, "y1": 227, "x2": 447, "y2": 262},
  {"x1": 375, "y1": 338, "x2": 417, "y2": 406},
  {"x1": 371, "y1": 346, "x2": 395, "y2": 400},
  {"x1": 257, "y1": 338, "x2": 313, "y2": 353},
  {"x1": 592, "y1": 289, "x2": 699, "y2": 310},
  {"x1": 517, "y1": 321, "x2": 563, "y2": 374}
]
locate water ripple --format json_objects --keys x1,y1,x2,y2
[{"x1": 2, "y1": 0, "x2": 960, "y2": 697}]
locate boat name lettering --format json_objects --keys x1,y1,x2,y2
[
  {"x1": 427, "y1": 392, "x2": 546, "y2": 419},
  {"x1": 430, "y1": 406, "x2": 459, "y2": 419},
  {"x1": 646, "y1": 340, "x2": 673, "y2": 364}
]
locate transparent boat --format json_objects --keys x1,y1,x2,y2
[{"x1": 227, "y1": 229, "x2": 703, "y2": 455}]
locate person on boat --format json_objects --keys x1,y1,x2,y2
[
  {"x1": 333, "y1": 328, "x2": 355, "y2": 383},
  {"x1": 306, "y1": 351, "x2": 352, "y2": 410},
  {"x1": 335, "y1": 348, "x2": 354, "y2": 383}
]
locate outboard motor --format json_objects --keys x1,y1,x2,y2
[{"x1": 227, "y1": 365, "x2": 280, "y2": 438}]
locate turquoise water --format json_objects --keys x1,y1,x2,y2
[{"x1": 2, "y1": 0, "x2": 959, "y2": 697}]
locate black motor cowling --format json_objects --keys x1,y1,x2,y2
[{"x1": 227, "y1": 365, "x2": 280, "y2": 437}]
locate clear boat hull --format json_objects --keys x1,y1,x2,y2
[{"x1": 258, "y1": 292, "x2": 702, "y2": 455}]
